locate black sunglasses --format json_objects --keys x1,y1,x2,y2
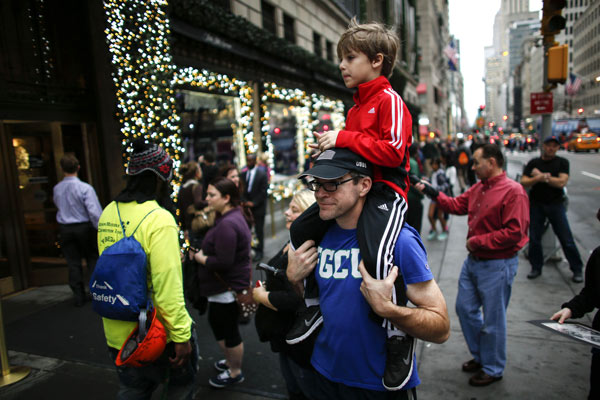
[{"x1": 306, "y1": 177, "x2": 355, "y2": 192}]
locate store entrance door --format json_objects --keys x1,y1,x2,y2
[{"x1": 1, "y1": 121, "x2": 96, "y2": 293}]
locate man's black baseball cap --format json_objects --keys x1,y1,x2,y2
[
  {"x1": 299, "y1": 148, "x2": 372, "y2": 180},
  {"x1": 543, "y1": 136, "x2": 560, "y2": 144}
]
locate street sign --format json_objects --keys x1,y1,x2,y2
[{"x1": 531, "y1": 92, "x2": 553, "y2": 114}]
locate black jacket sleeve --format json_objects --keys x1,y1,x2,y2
[{"x1": 562, "y1": 247, "x2": 600, "y2": 327}]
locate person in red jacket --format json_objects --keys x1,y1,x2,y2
[
  {"x1": 289, "y1": 18, "x2": 414, "y2": 391},
  {"x1": 415, "y1": 144, "x2": 530, "y2": 387}
]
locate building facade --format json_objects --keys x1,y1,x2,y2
[
  {"x1": 0, "y1": 0, "x2": 421, "y2": 295},
  {"x1": 416, "y1": 0, "x2": 450, "y2": 138},
  {"x1": 571, "y1": 0, "x2": 600, "y2": 118},
  {"x1": 486, "y1": 1, "x2": 538, "y2": 129}
]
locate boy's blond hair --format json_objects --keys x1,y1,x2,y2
[{"x1": 337, "y1": 17, "x2": 399, "y2": 79}]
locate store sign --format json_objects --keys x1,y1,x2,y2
[{"x1": 530, "y1": 92, "x2": 553, "y2": 114}]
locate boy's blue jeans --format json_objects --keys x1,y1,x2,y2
[
  {"x1": 455, "y1": 255, "x2": 518, "y2": 377},
  {"x1": 108, "y1": 327, "x2": 199, "y2": 400}
]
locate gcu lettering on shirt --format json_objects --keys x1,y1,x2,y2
[{"x1": 317, "y1": 247, "x2": 362, "y2": 279}]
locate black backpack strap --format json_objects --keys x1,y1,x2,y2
[
  {"x1": 115, "y1": 202, "x2": 161, "y2": 238},
  {"x1": 116, "y1": 202, "x2": 127, "y2": 236}
]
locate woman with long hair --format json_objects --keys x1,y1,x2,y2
[
  {"x1": 219, "y1": 163, "x2": 254, "y2": 228},
  {"x1": 253, "y1": 189, "x2": 318, "y2": 400},
  {"x1": 189, "y1": 177, "x2": 252, "y2": 388}
]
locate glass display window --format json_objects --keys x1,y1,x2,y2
[
  {"x1": 265, "y1": 102, "x2": 303, "y2": 176},
  {"x1": 176, "y1": 90, "x2": 242, "y2": 166}
]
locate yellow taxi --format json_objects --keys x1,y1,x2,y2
[{"x1": 567, "y1": 133, "x2": 600, "y2": 152}]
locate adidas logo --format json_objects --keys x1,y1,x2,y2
[
  {"x1": 378, "y1": 203, "x2": 389, "y2": 211},
  {"x1": 368, "y1": 107, "x2": 375, "y2": 114}
]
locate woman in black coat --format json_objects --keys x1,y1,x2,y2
[
  {"x1": 252, "y1": 189, "x2": 318, "y2": 400},
  {"x1": 551, "y1": 207, "x2": 600, "y2": 400}
]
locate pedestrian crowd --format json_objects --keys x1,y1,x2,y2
[{"x1": 49, "y1": 18, "x2": 597, "y2": 400}]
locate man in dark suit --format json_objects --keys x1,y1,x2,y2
[{"x1": 241, "y1": 153, "x2": 269, "y2": 261}]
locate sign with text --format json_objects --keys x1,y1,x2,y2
[{"x1": 531, "y1": 92, "x2": 553, "y2": 114}]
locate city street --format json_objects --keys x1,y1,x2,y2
[
  {"x1": 2, "y1": 0, "x2": 599, "y2": 398},
  {"x1": 1, "y1": 157, "x2": 598, "y2": 399}
]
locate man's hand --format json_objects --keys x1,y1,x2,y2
[
  {"x1": 550, "y1": 307, "x2": 572, "y2": 324},
  {"x1": 466, "y1": 238, "x2": 475, "y2": 252},
  {"x1": 413, "y1": 180, "x2": 439, "y2": 199},
  {"x1": 169, "y1": 340, "x2": 192, "y2": 368},
  {"x1": 287, "y1": 240, "x2": 318, "y2": 285},
  {"x1": 358, "y1": 261, "x2": 397, "y2": 319},
  {"x1": 531, "y1": 167, "x2": 542, "y2": 176},
  {"x1": 531, "y1": 168, "x2": 550, "y2": 183}
]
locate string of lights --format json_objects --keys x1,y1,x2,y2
[
  {"x1": 173, "y1": 67, "x2": 255, "y2": 158},
  {"x1": 28, "y1": 0, "x2": 53, "y2": 82},
  {"x1": 260, "y1": 83, "x2": 345, "y2": 200},
  {"x1": 103, "y1": 0, "x2": 183, "y2": 187}
]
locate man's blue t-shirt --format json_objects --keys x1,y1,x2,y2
[{"x1": 311, "y1": 223, "x2": 433, "y2": 391}]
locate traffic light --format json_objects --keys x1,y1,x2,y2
[
  {"x1": 541, "y1": 0, "x2": 566, "y2": 44},
  {"x1": 547, "y1": 44, "x2": 568, "y2": 84}
]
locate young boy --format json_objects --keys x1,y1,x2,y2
[{"x1": 289, "y1": 18, "x2": 414, "y2": 390}]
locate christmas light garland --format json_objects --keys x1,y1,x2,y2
[
  {"x1": 103, "y1": 0, "x2": 346, "y2": 207},
  {"x1": 28, "y1": 0, "x2": 53, "y2": 81},
  {"x1": 261, "y1": 83, "x2": 345, "y2": 200},
  {"x1": 172, "y1": 67, "x2": 255, "y2": 161},
  {"x1": 103, "y1": 0, "x2": 183, "y2": 184}
]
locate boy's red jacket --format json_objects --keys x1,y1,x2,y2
[{"x1": 335, "y1": 76, "x2": 412, "y2": 200}]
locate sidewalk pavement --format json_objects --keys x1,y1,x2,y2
[{"x1": 0, "y1": 176, "x2": 595, "y2": 399}]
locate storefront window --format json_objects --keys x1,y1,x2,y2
[
  {"x1": 12, "y1": 132, "x2": 60, "y2": 260},
  {"x1": 266, "y1": 102, "x2": 301, "y2": 176},
  {"x1": 177, "y1": 90, "x2": 240, "y2": 165}
]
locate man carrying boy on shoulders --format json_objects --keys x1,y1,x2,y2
[{"x1": 290, "y1": 18, "x2": 415, "y2": 390}]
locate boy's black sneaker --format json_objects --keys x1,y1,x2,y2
[
  {"x1": 382, "y1": 335, "x2": 415, "y2": 391},
  {"x1": 285, "y1": 305, "x2": 323, "y2": 345}
]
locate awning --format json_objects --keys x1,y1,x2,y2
[{"x1": 416, "y1": 83, "x2": 427, "y2": 95}]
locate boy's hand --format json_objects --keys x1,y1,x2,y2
[
  {"x1": 314, "y1": 131, "x2": 339, "y2": 152},
  {"x1": 286, "y1": 240, "x2": 318, "y2": 284}
]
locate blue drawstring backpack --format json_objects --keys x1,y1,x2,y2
[{"x1": 89, "y1": 203, "x2": 159, "y2": 321}]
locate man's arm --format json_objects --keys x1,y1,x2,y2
[
  {"x1": 414, "y1": 180, "x2": 469, "y2": 215},
  {"x1": 148, "y1": 222, "x2": 193, "y2": 365},
  {"x1": 83, "y1": 185, "x2": 103, "y2": 229},
  {"x1": 358, "y1": 263, "x2": 449, "y2": 344},
  {"x1": 520, "y1": 168, "x2": 545, "y2": 188},
  {"x1": 547, "y1": 172, "x2": 569, "y2": 189}
]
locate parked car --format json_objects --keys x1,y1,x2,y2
[{"x1": 567, "y1": 133, "x2": 600, "y2": 152}]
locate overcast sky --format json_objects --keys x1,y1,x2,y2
[{"x1": 449, "y1": 0, "x2": 542, "y2": 124}]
